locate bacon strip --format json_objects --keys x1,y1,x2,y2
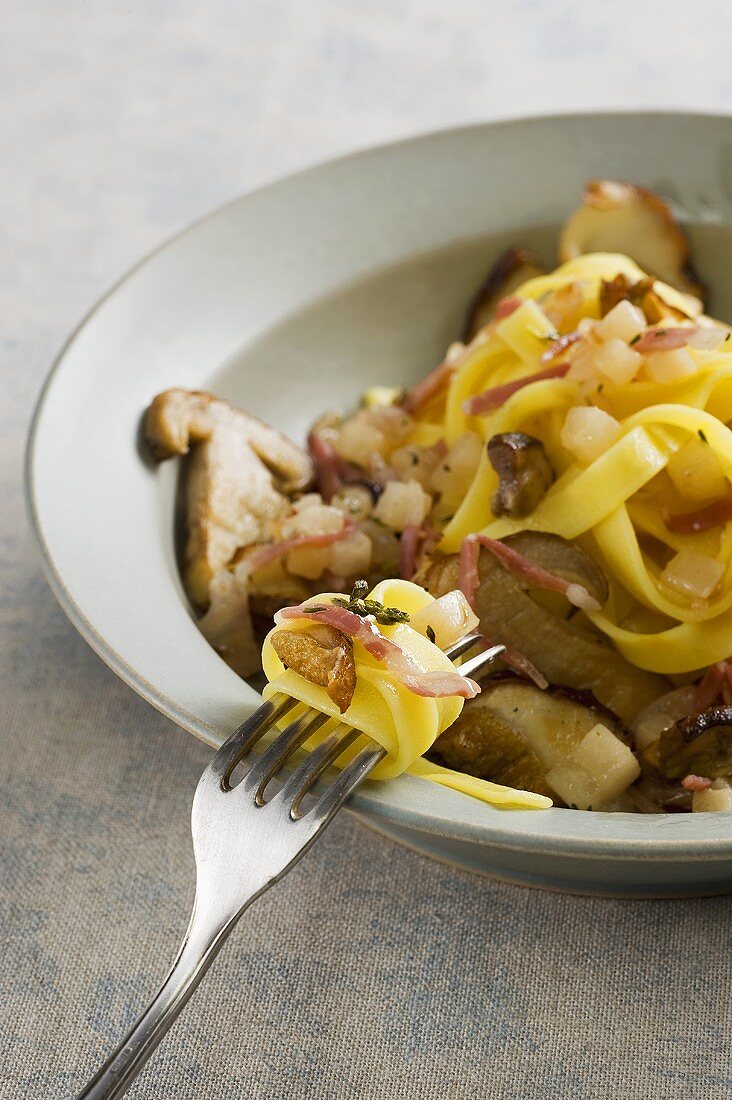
[
  {"x1": 247, "y1": 519, "x2": 355, "y2": 573},
  {"x1": 307, "y1": 431, "x2": 343, "y2": 502},
  {"x1": 463, "y1": 363, "x2": 570, "y2": 416},
  {"x1": 464, "y1": 534, "x2": 601, "y2": 612},
  {"x1": 681, "y1": 774, "x2": 713, "y2": 791},
  {"x1": 633, "y1": 326, "x2": 698, "y2": 352},
  {"x1": 494, "y1": 296, "x2": 522, "y2": 319},
  {"x1": 694, "y1": 660, "x2": 732, "y2": 710},
  {"x1": 540, "y1": 330, "x2": 582, "y2": 363},
  {"x1": 401, "y1": 359, "x2": 457, "y2": 415},
  {"x1": 399, "y1": 524, "x2": 421, "y2": 580},
  {"x1": 665, "y1": 495, "x2": 732, "y2": 535},
  {"x1": 275, "y1": 602, "x2": 480, "y2": 699},
  {"x1": 457, "y1": 536, "x2": 547, "y2": 689}
]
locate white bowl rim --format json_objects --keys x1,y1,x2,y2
[{"x1": 25, "y1": 109, "x2": 732, "y2": 860}]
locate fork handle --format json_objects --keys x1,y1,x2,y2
[{"x1": 77, "y1": 902, "x2": 238, "y2": 1099}]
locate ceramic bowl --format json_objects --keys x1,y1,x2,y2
[{"x1": 27, "y1": 112, "x2": 732, "y2": 896}]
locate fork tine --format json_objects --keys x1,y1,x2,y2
[
  {"x1": 308, "y1": 741, "x2": 387, "y2": 825},
  {"x1": 278, "y1": 724, "x2": 364, "y2": 816},
  {"x1": 209, "y1": 692, "x2": 297, "y2": 784},
  {"x1": 456, "y1": 643, "x2": 506, "y2": 679},
  {"x1": 242, "y1": 707, "x2": 331, "y2": 803},
  {"x1": 444, "y1": 631, "x2": 483, "y2": 659}
]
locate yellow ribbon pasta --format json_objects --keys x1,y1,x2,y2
[
  {"x1": 408, "y1": 253, "x2": 732, "y2": 674},
  {"x1": 262, "y1": 579, "x2": 551, "y2": 810}
]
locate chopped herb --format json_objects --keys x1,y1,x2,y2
[
  {"x1": 597, "y1": 383, "x2": 604, "y2": 393},
  {"x1": 630, "y1": 334, "x2": 641, "y2": 346},
  {"x1": 410, "y1": 451, "x2": 419, "y2": 465},
  {"x1": 698, "y1": 429, "x2": 708, "y2": 444},
  {"x1": 331, "y1": 579, "x2": 410, "y2": 625},
  {"x1": 443, "y1": 464, "x2": 452, "y2": 473},
  {"x1": 426, "y1": 625, "x2": 436, "y2": 644},
  {"x1": 726, "y1": 333, "x2": 731, "y2": 343}
]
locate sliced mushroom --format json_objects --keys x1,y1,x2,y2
[
  {"x1": 424, "y1": 535, "x2": 666, "y2": 725},
  {"x1": 430, "y1": 676, "x2": 626, "y2": 802},
  {"x1": 487, "y1": 433, "x2": 554, "y2": 518},
  {"x1": 559, "y1": 180, "x2": 706, "y2": 303},
  {"x1": 599, "y1": 273, "x2": 700, "y2": 324},
  {"x1": 271, "y1": 625, "x2": 356, "y2": 713},
  {"x1": 145, "y1": 389, "x2": 313, "y2": 608},
  {"x1": 462, "y1": 247, "x2": 546, "y2": 342},
  {"x1": 658, "y1": 705, "x2": 732, "y2": 779}
]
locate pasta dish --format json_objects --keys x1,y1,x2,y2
[{"x1": 144, "y1": 180, "x2": 732, "y2": 815}]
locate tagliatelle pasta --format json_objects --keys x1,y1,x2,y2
[
  {"x1": 403, "y1": 253, "x2": 732, "y2": 675},
  {"x1": 262, "y1": 578, "x2": 551, "y2": 809}
]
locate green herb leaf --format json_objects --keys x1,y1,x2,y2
[
  {"x1": 426, "y1": 625, "x2": 436, "y2": 644},
  {"x1": 332, "y1": 579, "x2": 410, "y2": 625},
  {"x1": 698, "y1": 429, "x2": 708, "y2": 444}
]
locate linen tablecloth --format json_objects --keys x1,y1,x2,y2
[{"x1": 3, "y1": 2, "x2": 732, "y2": 1096}]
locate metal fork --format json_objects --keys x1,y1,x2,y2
[{"x1": 77, "y1": 633, "x2": 503, "y2": 1099}]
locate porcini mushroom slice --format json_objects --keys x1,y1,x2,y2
[
  {"x1": 271, "y1": 625, "x2": 357, "y2": 713},
  {"x1": 599, "y1": 273, "x2": 700, "y2": 324},
  {"x1": 658, "y1": 705, "x2": 732, "y2": 780},
  {"x1": 431, "y1": 677, "x2": 626, "y2": 802},
  {"x1": 424, "y1": 541, "x2": 666, "y2": 726},
  {"x1": 487, "y1": 432, "x2": 554, "y2": 519},
  {"x1": 559, "y1": 179, "x2": 706, "y2": 302},
  {"x1": 144, "y1": 389, "x2": 313, "y2": 608},
  {"x1": 462, "y1": 247, "x2": 546, "y2": 342}
]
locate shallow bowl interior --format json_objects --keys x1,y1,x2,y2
[{"x1": 27, "y1": 113, "x2": 732, "y2": 895}]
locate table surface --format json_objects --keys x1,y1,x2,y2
[{"x1": 3, "y1": 2, "x2": 732, "y2": 1097}]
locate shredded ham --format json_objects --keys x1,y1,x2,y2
[
  {"x1": 633, "y1": 326, "x2": 698, "y2": 352},
  {"x1": 540, "y1": 330, "x2": 582, "y2": 363},
  {"x1": 681, "y1": 774, "x2": 713, "y2": 791},
  {"x1": 695, "y1": 660, "x2": 732, "y2": 709},
  {"x1": 457, "y1": 536, "x2": 548, "y2": 689},
  {"x1": 462, "y1": 534, "x2": 601, "y2": 612},
  {"x1": 275, "y1": 602, "x2": 480, "y2": 699},
  {"x1": 399, "y1": 524, "x2": 422, "y2": 580},
  {"x1": 401, "y1": 359, "x2": 456, "y2": 415},
  {"x1": 307, "y1": 431, "x2": 343, "y2": 502},
  {"x1": 495, "y1": 296, "x2": 522, "y2": 319},
  {"x1": 664, "y1": 495, "x2": 732, "y2": 535},
  {"x1": 246, "y1": 518, "x2": 356, "y2": 573},
  {"x1": 463, "y1": 363, "x2": 570, "y2": 416}
]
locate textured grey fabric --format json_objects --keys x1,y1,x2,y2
[{"x1": 3, "y1": 2, "x2": 732, "y2": 1097}]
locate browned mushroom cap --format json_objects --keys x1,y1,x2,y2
[
  {"x1": 487, "y1": 433, "x2": 554, "y2": 519},
  {"x1": 599, "y1": 273, "x2": 700, "y2": 324},
  {"x1": 462, "y1": 247, "x2": 546, "y2": 342},
  {"x1": 658, "y1": 705, "x2": 732, "y2": 779},
  {"x1": 423, "y1": 538, "x2": 666, "y2": 726},
  {"x1": 271, "y1": 625, "x2": 356, "y2": 713},
  {"x1": 144, "y1": 389, "x2": 313, "y2": 608},
  {"x1": 430, "y1": 676, "x2": 627, "y2": 803},
  {"x1": 559, "y1": 180, "x2": 706, "y2": 302}
]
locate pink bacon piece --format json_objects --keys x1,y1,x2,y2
[
  {"x1": 540, "y1": 330, "x2": 582, "y2": 363},
  {"x1": 275, "y1": 602, "x2": 480, "y2": 699},
  {"x1": 398, "y1": 524, "x2": 422, "y2": 581},
  {"x1": 681, "y1": 775, "x2": 713, "y2": 792},
  {"x1": 462, "y1": 534, "x2": 601, "y2": 612},
  {"x1": 494, "y1": 296, "x2": 522, "y2": 320},
  {"x1": 457, "y1": 536, "x2": 548, "y2": 690},
  {"x1": 632, "y1": 326, "x2": 698, "y2": 352},
  {"x1": 463, "y1": 363, "x2": 570, "y2": 416},
  {"x1": 246, "y1": 519, "x2": 356, "y2": 573},
  {"x1": 307, "y1": 431, "x2": 343, "y2": 502},
  {"x1": 664, "y1": 495, "x2": 732, "y2": 536},
  {"x1": 401, "y1": 359, "x2": 457, "y2": 415}
]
